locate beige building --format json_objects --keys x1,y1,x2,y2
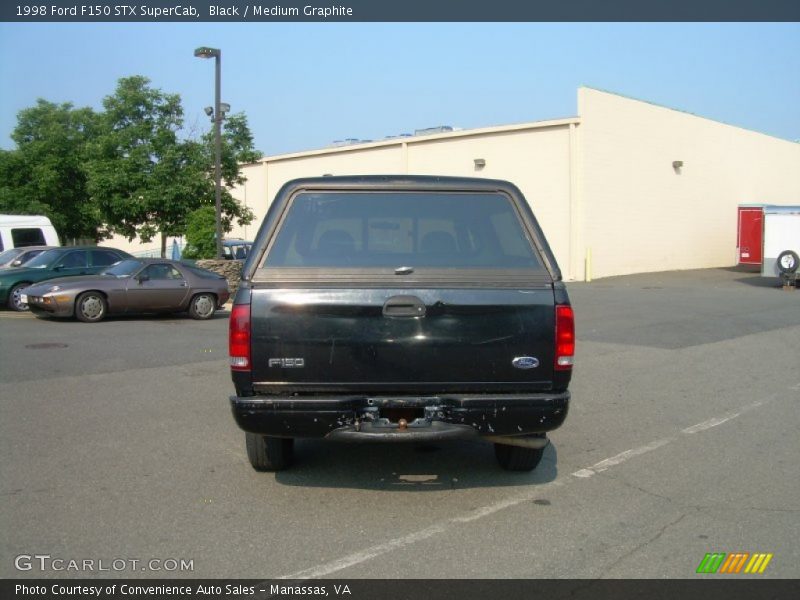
[{"x1": 108, "y1": 88, "x2": 800, "y2": 280}]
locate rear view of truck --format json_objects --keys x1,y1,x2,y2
[{"x1": 229, "y1": 176, "x2": 574, "y2": 471}]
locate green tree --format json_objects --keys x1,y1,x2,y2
[
  {"x1": 203, "y1": 112, "x2": 263, "y2": 188},
  {"x1": 87, "y1": 76, "x2": 253, "y2": 257},
  {"x1": 0, "y1": 100, "x2": 101, "y2": 241}
]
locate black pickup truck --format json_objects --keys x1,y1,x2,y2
[{"x1": 229, "y1": 176, "x2": 573, "y2": 472}]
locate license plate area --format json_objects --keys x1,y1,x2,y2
[
  {"x1": 381, "y1": 406, "x2": 424, "y2": 424},
  {"x1": 358, "y1": 398, "x2": 445, "y2": 430}
]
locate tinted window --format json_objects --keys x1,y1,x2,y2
[
  {"x1": 142, "y1": 264, "x2": 183, "y2": 280},
  {"x1": 11, "y1": 228, "x2": 46, "y2": 247},
  {"x1": 56, "y1": 251, "x2": 87, "y2": 269},
  {"x1": 265, "y1": 192, "x2": 542, "y2": 269},
  {"x1": 91, "y1": 249, "x2": 124, "y2": 267}
]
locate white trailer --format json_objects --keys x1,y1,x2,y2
[{"x1": 761, "y1": 206, "x2": 800, "y2": 285}]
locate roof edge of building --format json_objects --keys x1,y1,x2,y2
[
  {"x1": 579, "y1": 85, "x2": 799, "y2": 146},
  {"x1": 257, "y1": 117, "x2": 581, "y2": 164}
]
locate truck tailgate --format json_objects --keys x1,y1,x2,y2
[{"x1": 249, "y1": 286, "x2": 556, "y2": 393}]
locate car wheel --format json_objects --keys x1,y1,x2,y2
[
  {"x1": 494, "y1": 443, "x2": 545, "y2": 472},
  {"x1": 245, "y1": 433, "x2": 294, "y2": 471},
  {"x1": 777, "y1": 250, "x2": 799, "y2": 274},
  {"x1": 188, "y1": 293, "x2": 216, "y2": 320},
  {"x1": 75, "y1": 292, "x2": 107, "y2": 323},
  {"x1": 8, "y1": 283, "x2": 31, "y2": 311}
]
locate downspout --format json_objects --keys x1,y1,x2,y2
[{"x1": 568, "y1": 122, "x2": 579, "y2": 281}]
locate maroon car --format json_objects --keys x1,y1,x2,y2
[{"x1": 24, "y1": 258, "x2": 230, "y2": 322}]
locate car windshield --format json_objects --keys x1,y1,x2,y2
[
  {"x1": 101, "y1": 259, "x2": 144, "y2": 277},
  {"x1": 20, "y1": 248, "x2": 62, "y2": 269}
]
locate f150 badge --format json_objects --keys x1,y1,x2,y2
[
  {"x1": 269, "y1": 358, "x2": 305, "y2": 368},
  {"x1": 512, "y1": 356, "x2": 539, "y2": 369}
]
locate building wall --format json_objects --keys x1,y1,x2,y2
[
  {"x1": 578, "y1": 87, "x2": 800, "y2": 279},
  {"x1": 100, "y1": 231, "x2": 185, "y2": 257}
]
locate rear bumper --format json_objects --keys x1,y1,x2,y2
[{"x1": 230, "y1": 392, "x2": 569, "y2": 440}]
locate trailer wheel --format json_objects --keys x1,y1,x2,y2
[{"x1": 777, "y1": 250, "x2": 799, "y2": 274}]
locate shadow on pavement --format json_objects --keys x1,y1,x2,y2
[{"x1": 273, "y1": 439, "x2": 559, "y2": 491}]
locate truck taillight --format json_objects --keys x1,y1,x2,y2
[
  {"x1": 229, "y1": 304, "x2": 251, "y2": 371},
  {"x1": 555, "y1": 305, "x2": 575, "y2": 370}
]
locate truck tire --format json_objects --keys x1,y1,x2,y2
[
  {"x1": 494, "y1": 443, "x2": 544, "y2": 472},
  {"x1": 777, "y1": 250, "x2": 799, "y2": 274},
  {"x1": 245, "y1": 432, "x2": 294, "y2": 471}
]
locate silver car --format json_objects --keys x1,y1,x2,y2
[{"x1": 24, "y1": 258, "x2": 230, "y2": 322}]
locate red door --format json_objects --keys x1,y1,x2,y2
[{"x1": 737, "y1": 207, "x2": 763, "y2": 265}]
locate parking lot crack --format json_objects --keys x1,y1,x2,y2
[
  {"x1": 602, "y1": 513, "x2": 687, "y2": 577},
  {"x1": 610, "y1": 476, "x2": 677, "y2": 504},
  {"x1": 610, "y1": 476, "x2": 724, "y2": 513}
]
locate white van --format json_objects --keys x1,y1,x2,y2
[{"x1": 0, "y1": 214, "x2": 61, "y2": 251}]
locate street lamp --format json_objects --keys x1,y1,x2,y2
[{"x1": 194, "y1": 46, "x2": 224, "y2": 259}]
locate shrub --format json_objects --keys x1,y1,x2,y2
[{"x1": 181, "y1": 206, "x2": 217, "y2": 259}]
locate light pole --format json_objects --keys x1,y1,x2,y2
[{"x1": 194, "y1": 46, "x2": 224, "y2": 259}]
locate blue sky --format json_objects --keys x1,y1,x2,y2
[{"x1": 1, "y1": 23, "x2": 799, "y2": 155}]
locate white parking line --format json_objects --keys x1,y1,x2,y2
[
  {"x1": 571, "y1": 437, "x2": 674, "y2": 478},
  {"x1": 276, "y1": 391, "x2": 792, "y2": 580},
  {"x1": 575, "y1": 399, "x2": 769, "y2": 478},
  {"x1": 681, "y1": 415, "x2": 737, "y2": 435},
  {"x1": 682, "y1": 400, "x2": 763, "y2": 435}
]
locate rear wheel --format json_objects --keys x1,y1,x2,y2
[
  {"x1": 75, "y1": 292, "x2": 107, "y2": 323},
  {"x1": 188, "y1": 293, "x2": 216, "y2": 320},
  {"x1": 245, "y1": 433, "x2": 294, "y2": 471},
  {"x1": 494, "y1": 442, "x2": 545, "y2": 472}
]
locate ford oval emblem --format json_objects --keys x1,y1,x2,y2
[{"x1": 512, "y1": 356, "x2": 539, "y2": 369}]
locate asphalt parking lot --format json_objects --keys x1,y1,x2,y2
[{"x1": 1, "y1": 267, "x2": 798, "y2": 579}]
